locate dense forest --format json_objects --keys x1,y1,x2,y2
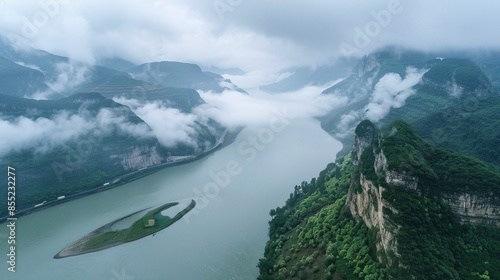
[{"x1": 258, "y1": 121, "x2": 500, "y2": 280}]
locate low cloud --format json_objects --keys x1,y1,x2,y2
[
  {"x1": 28, "y1": 60, "x2": 92, "y2": 100},
  {"x1": 364, "y1": 67, "x2": 427, "y2": 122},
  {"x1": 0, "y1": 111, "x2": 93, "y2": 156},
  {"x1": 134, "y1": 103, "x2": 200, "y2": 148},
  {"x1": 47, "y1": 61, "x2": 91, "y2": 93},
  {"x1": 14, "y1": 61, "x2": 42, "y2": 72},
  {"x1": 95, "y1": 108, "x2": 152, "y2": 139},
  {"x1": 113, "y1": 97, "x2": 202, "y2": 148},
  {"x1": 3, "y1": 1, "x2": 500, "y2": 73},
  {"x1": 335, "y1": 111, "x2": 363, "y2": 139},
  {"x1": 195, "y1": 82, "x2": 348, "y2": 129},
  {"x1": 0, "y1": 107, "x2": 154, "y2": 157},
  {"x1": 223, "y1": 71, "x2": 296, "y2": 91}
]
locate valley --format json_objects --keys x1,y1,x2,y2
[{"x1": 1, "y1": 4, "x2": 500, "y2": 278}]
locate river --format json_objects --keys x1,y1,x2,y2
[{"x1": 0, "y1": 117, "x2": 341, "y2": 280}]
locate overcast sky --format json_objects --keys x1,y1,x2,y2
[{"x1": 1, "y1": 0, "x2": 499, "y2": 72}]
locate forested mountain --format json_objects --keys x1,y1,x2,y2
[
  {"x1": 412, "y1": 96, "x2": 500, "y2": 166},
  {"x1": 0, "y1": 93, "x2": 164, "y2": 215},
  {"x1": 129, "y1": 61, "x2": 247, "y2": 93},
  {"x1": 319, "y1": 47, "x2": 500, "y2": 164},
  {"x1": 0, "y1": 91, "x2": 227, "y2": 217},
  {"x1": 0, "y1": 40, "x2": 235, "y2": 218},
  {"x1": 258, "y1": 47, "x2": 500, "y2": 280},
  {"x1": 0, "y1": 56, "x2": 50, "y2": 98},
  {"x1": 259, "y1": 57, "x2": 358, "y2": 93},
  {"x1": 258, "y1": 120, "x2": 500, "y2": 280}
]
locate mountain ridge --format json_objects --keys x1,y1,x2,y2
[{"x1": 258, "y1": 120, "x2": 500, "y2": 279}]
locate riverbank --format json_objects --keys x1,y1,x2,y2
[{"x1": 0, "y1": 128, "x2": 240, "y2": 223}]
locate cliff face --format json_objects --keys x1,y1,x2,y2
[
  {"x1": 354, "y1": 53, "x2": 380, "y2": 78},
  {"x1": 347, "y1": 124, "x2": 400, "y2": 264},
  {"x1": 117, "y1": 144, "x2": 165, "y2": 171},
  {"x1": 346, "y1": 120, "x2": 500, "y2": 267},
  {"x1": 351, "y1": 120, "x2": 377, "y2": 165},
  {"x1": 441, "y1": 193, "x2": 500, "y2": 226},
  {"x1": 347, "y1": 171, "x2": 400, "y2": 264}
]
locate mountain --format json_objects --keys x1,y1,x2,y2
[
  {"x1": 128, "y1": 61, "x2": 247, "y2": 93},
  {"x1": 319, "y1": 47, "x2": 500, "y2": 162},
  {"x1": 260, "y1": 57, "x2": 359, "y2": 93},
  {"x1": 258, "y1": 120, "x2": 500, "y2": 280},
  {"x1": 0, "y1": 56, "x2": 51, "y2": 98},
  {"x1": 0, "y1": 93, "x2": 163, "y2": 214},
  {"x1": 96, "y1": 57, "x2": 137, "y2": 72},
  {"x1": 412, "y1": 96, "x2": 500, "y2": 166},
  {"x1": 200, "y1": 64, "x2": 245, "y2": 76},
  {"x1": 0, "y1": 92, "x2": 227, "y2": 217},
  {"x1": 0, "y1": 37, "x2": 247, "y2": 102},
  {"x1": 0, "y1": 37, "x2": 68, "y2": 77},
  {"x1": 0, "y1": 39, "x2": 242, "y2": 219}
]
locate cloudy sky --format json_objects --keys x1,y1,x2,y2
[{"x1": 1, "y1": 0, "x2": 499, "y2": 73}]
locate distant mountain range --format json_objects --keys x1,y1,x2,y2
[
  {"x1": 0, "y1": 37, "x2": 245, "y2": 100},
  {"x1": 0, "y1": 37, "x2": 244, "y2": 217},
  {"x1": 259, "y1": 57, "x2": 358, "y2": 93},
  {"x1": 319, "y1": 46, "x2": 500, "y2": 166},
  {"x1": 259, "y1": 46, "x2": 500, "y2": 280}
]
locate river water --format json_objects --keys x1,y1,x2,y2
[{"x1": 1, "y1": 117, "x2": 341, "y2": 280}]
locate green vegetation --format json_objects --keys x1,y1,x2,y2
[
  {"x1": 0, "y1": 128, "x2": 165, "y2": 216},
  {"x1": 259, "y1": 120, "x2": 500, "y2": 280},
  {"x1": 423, "y1": 58, "x2": 494, "y2": 94},
  {"x1": 84, "y1": 201, "x2": 195, "y2": 250},
  {"x1": 259, "y1": 157, "x2": 387, "y2": 280},
  {"x1": 412, "y1": 96, "x2": 500, "y2": 166},
  {"x1": 378, "y1": 121, "x2": 500, "y2": 278},
  {"x1": 380, "y1": 120, "x2": 500, "y2": 195},
  {"x1": 382, "y1": 183, "x2": 500, "y2": 279},
  {"x1": 0, "y1": 91, "x2": 222, "y2": 217},
  {"x1": 0, "y1": 57, "x2": 49, "y2": 97},
  {"x1": 55, "y1": 200, "x2": 196, "y2": 258}
]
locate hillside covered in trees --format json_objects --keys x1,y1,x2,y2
[{"x1": 258, "y1": 121, "x2": 500, "y2": 280}]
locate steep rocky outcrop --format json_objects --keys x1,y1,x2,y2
[
  {"x1": 347, "y1": 120, "x2": 400, "y2": 264},
  {"x1": 347, "y1": 171, "x2": 400, "y2": 264},
  {"x1": 346, "y1": 120, "x2": 500, "y2": 268},
  {"x1": 258, "y1": 119, "x2": 500, "y2": 280},
  {"x1": 116, "y1": 144, "x2": 165, "y2": 171},
  {"x1": 351, "y1": 120, "x2": 377, "y2": 165},
  {"x1": 441, "y1": 193, "x2": 500, "y2": 226}
]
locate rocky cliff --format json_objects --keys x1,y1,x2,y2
[
  {"x1": 258, "y1": 119, "x2": 500, "y2": 280},
  {"x1": 440, "y1": 193, "x2": 500, "y2": 226},
  {"x1": 118, "y1": 144, "x2": 165, "y2": 171},
  {"x1": 346, "y1": 120, "x2": 500, "y2": 268}
]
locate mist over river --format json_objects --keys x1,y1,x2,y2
[{"x1": 1, "y1": 117, "x2": 341, "y2": 280}]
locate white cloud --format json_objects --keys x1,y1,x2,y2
[
  {"x1": 113, "y1": 98, "x2": 202, "y2": 148},
  {"x1": 47, "y1": 61, "x2": 91, "y2": 93},
  {"x1": 95, "y1": 108, "x2": 152, "y2": 139},
  {"x1": 195, "y1": 82, "x2": 347, "y2": 129},
  {"x1": 133, "y1": 102, "x2": 200, "y2": 148},
  {"x1": 0, "y1": 111, "x2": 92, "y2": 156},
  {"x1": 223, "y1": 71, "x2": 295, "y2": 92},
  {"x1": 14, "y1": 61, "x2": 42, "y2": 72},
  {"x1": 364, "y1": 67, "x2": 427, "y2": 122},
  {"x1": 0, "y1": 107, "x2": 154, "y2": 157},
  {"x1": 2, "y1": 0, "x2": 500, "y2": 73},
  {"x1": 335, "y1": 111, "x2": 363, "y2": 139}
]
